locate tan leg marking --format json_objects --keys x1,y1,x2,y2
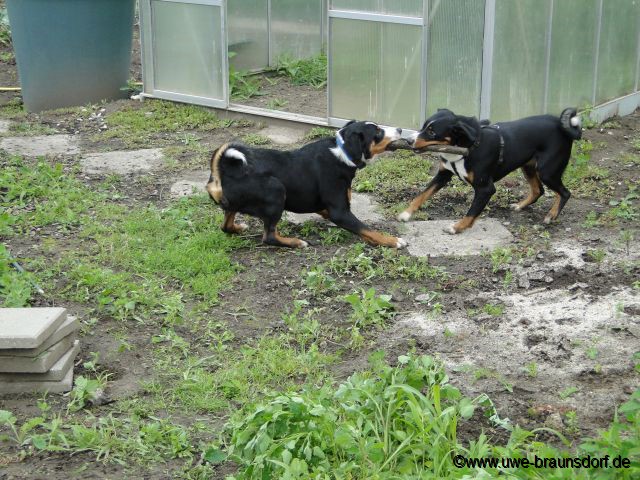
[
  {"x1": 448, "y1": 216, "x2": 477, "y2": 234},
  {"x1": 316, "y1": 209, "x2": 330, "y2": 219},
  {"x1": 544, "y1": 193, "x2": 562, "y2": 224},
  {"x1": 263, "y1": 228, "x2": 309, "y2": 248},
  {"x1": 405, "y1": 184, "x2": 439, "y2": 215},
  {"x1": 359, "y1": 229, "x2": 406, "y2": 249},
  {"x1": 222, "y1": 211, "x2": 248, "y2": 234},
  {"x1": 347, "y1": 188, "x2": 352, "y2": 203},
  {"x1": 512, "y1": 166, "x2": 543, "y2": 211}
]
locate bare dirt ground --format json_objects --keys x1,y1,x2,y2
[{"x1": 0, "y1": 20, "x2": 639, "y2": 479}]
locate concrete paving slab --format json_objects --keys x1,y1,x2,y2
[
  {"x1": 400, "y1": 218, "x2": 514, "y2": 257},
  {"x1": 0, "y1": 341, "x2": 79, "y2": 383},
  {"x1": 0, "y1": 333, "x2": 75, "y2": 373},
  {"x1": 0, "y1": 307, "x2": 67, "y2": 349},
  {"x1": 0, "y1": 135, "x2": 80, "y2": 156},
  {"x1": 1, "y1": 316, "x2": 78, "y2": 357},
  {"x1": 81, "y1": 148, "x2": 164, "y2": 175},
  {"x1": 0, "y1": 363, "x2": 74, "y2": 394},
  {"x1": 0, "y1": 119, "x2": 11, "y2": 134},
  {"x1": 261, "y1": 125, "x2": 305, "y2": 145},
  {"x1": 284, "y1": 193, "x2": 385, "y2": 225},
  {"x1": 169, "y1": 171, "x2": 208, "y2": 198}
]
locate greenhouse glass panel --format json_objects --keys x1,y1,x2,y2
[
  {"x1": 547, "y1": 0, "x2": 597, "y2": 114},
  {"x1": 330, "y1": 18, "x2": 422, "y2": 128},
  {"x1": 596, "y1": 0, "x2": 640, "y2": 103},
  {"x1": 271, "y1": 0, "x2": 324, "y2": 63},
  {"x1": 151, "y1": 1, "x2": 224, "y2": 99},
  {"x1": 330, "y1": 0, "x2": 423, "y2": 17},
  {"x1": 426, "y1": 0, "x2": 484, "y2": 117},
  {"x1": 491, "y1": 0, "x2": 550, "y2": 121},
  {"x1": 227, "y1": 0, "x2": 269, "y2": 71}
]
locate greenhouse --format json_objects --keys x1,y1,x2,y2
[{"x1": 139, "y1": 0, "x2": 640, "y2": 129}]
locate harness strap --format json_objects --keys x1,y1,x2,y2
[{"x1": 480, "y1": 124, "x2": 505, "y2": 164}]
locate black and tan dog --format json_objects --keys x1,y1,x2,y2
[
  {"x1": 207, "y1": 121, "x2": 406, "y2": 248},
  {"x1": 397, "y1": 108, "x2": 582, "y2": 233}
]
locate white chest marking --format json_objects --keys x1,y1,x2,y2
[{"x1": 440, "y1": 154, "x2": 471, "y2": 184}]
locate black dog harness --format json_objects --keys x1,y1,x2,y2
[{"x1": 480, "y1": 124, "x2": 505, "y2": 164}]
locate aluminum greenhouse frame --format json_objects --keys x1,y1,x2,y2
[{"x1": 139, "y1": 0, "x2": 640, "y2": 130}]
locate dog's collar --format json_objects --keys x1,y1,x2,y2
[{"x1": 333, "y1": 132, "x2": 363, "y2": 169}]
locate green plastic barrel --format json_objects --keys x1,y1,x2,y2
[{"x1": 6, "y1": 0, "x2": 135, "y2": 112}]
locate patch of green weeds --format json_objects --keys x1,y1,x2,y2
[
  {"x1": 326, "y1": 242, "x2": 446, "y2": 282},
  {"x1": 620, "y1": 152, "x2": 640, "y2": 166},
  {"x1": 266, "y1": 98, "x2": 288, "y2": 110},
  {"x1": 560, "y1": 386, "x2": 580, "y2": 399},
  {"x1": 0, "y1": 98, "x2": 27, "y2": 119},
  {"x1": 99, "y1": 100, "x2": 234, "y2": 147},
  {"x1": 586, "y1": 249, "x2": 607, "y2": 263},
  {"x1": 304, "y1": 127, "x2": 334, "y2": 141},
  {"x1": 583, "y1": 210, "x2": 601, "y2": 228},
  {"x1": 607, "y1": 186, "x2": 638, "y2": 221},
  {"x1": 302, "y1": 265, "x2": 338, "y2": 297},
  {"x1": 241, "y1": 133, "x2": 272, "y2": 146},
  {"x1": 564, "y1": 140, "x2": 611, "y2": 198},
  {"x1": 525, "y1": 361, "x2": 538, "y2": 378},
  {"x1": 7, "y1": 122, "x2": 57, "y2": 136},
  {"x1": 229, "y1": 63, "x2": 264, "y2": 100},
  {"x1": 344, "y1": 288, "x2": 393, "y2": 349},
  {"x1": 0, "y1": 8, "x2": 10, "y2": 46},
  {"x1": 0, "y1": 243, "x2": 33, "y2": 307},
  {"x1": 490, "y1": 247, "x2": 513, "y2": 272},
  {"x1": 226, "y1": 353, "x2": 512, "y2": 479},
  {"x1": 275, "y1": 54, "x2": 327, "y2": 88},
  {"x1": 483, "y1": 303, "x2": 505, "y2": 317},
  {"x1": 163, "y1": 334, "x2": 333, "y2": 414}
]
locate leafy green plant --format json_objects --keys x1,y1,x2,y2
[
  {"x1": 490, "y1": 247, "x2": 513, "y2": 273},
  {"x1": 267, "y1": 98, "x2": 288, "y2": 110},
  {"x1": 0, "y1": 8, "x2": 11, "y2": 46},
  {"x1": 304, "y1": 127, "x2": 334, "y2": 141},
  {"x1": 242, "y1": 133, "x2": 272, "y2": 146},
  {"x1": 0, "y1": 244, "x2": 32, "y2": 307},
  {"x1": 608, "y1": 186, "x2": 638, "y2": 221},
  {"x1": 230, "y1": 66, "x2": 264, "y2": 100},
  {"x1": 344, "y1": 288, "x2": 393, "y2": 330},
  {"x1": 275, "y1": 54, "x2": 327, "y2": 88},
  {"x1": 302, "y1": 266, "x2": 337, "y2": 297}
]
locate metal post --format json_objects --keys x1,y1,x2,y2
[
  {"x1": 592, "y1": 0, "x2": 603, "y2": 105},
  {"x1": 543, "y1": 0, "x2": 554, "y2": 112},
  {"x1": 420, "y1": 0, "x2": 429, "y2": 124},
  {"x1": 480, "y1": 0, "x2": 496, "y2": 120}
]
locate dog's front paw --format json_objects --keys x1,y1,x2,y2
[
  {"x1": 397, "y1": 211, "x2": 412, "y2": 222},
  {"x1": 543, "y1": 216, "x2": 553, "y2": 225},
  {"x1": 395, "y1": 237, "x2": 408, "y2": 249},
  {"x1": 298, "y1": 240, "x2": 310, "y2": 248},
  {"x1": 510, "y1": 203, "x2": 522, "y2": 212},
  {"x1": 444, "y1": 224, "x2": 458, "y2": 235}
]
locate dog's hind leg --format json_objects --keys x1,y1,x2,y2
[
  {"x1": 511, "y1": 161, "x2": 544, "y2": 211},
  {"x1": 397, "y1": 169, "x2": 453, "y2": 221},
  {"x1": 539, "y1": 175, "x2": 571, "y2": 224},
  {"x1": 221, "y1": 211, "x2": 248, "y2": 234},
  {"x1": 260, "y1": 179, "x2": 309, "y2": 248}
]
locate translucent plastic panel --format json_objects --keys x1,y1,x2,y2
[
  {"x1": 271, "y1": 0, "x2": 324, "y2": 62},
  {"x1": 227, "y1": 0, "x2": 269, "y2": 71},
  {"x1": 330, "y1": 18, "x2": 422, "y2": 128},
  {"x1": 596, "y1": 0, "x2": 640, "y2": 103},
  {"x1": 491, "y1": 0, "x2": 550, "y2": 121},
  {"x1": 152, "y1": 1, "x2": 224, "y2": 99},
  {"x1": 547, "y1": 0, "x2": 598, "y2": 114},
  {"x1": 426, "y1": 0, "x2": 484, "y2": 117},
  {"x1": 331, "y1": 0, "x2": 423, "y2": 17}
]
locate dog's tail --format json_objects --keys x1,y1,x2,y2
[
  {"x1": 206, "y1": 143, "x2": 248, "y2": 203},
  {"x1": 559, "y1": 107, "x2": 582, "y2": 140}
]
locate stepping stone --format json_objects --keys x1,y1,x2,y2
[
  {"x1": 169, "y1": 171, "x2": 208, "y2": 198},
  {"x1": 0, "y1": 340, "x2": 80, "y2": 383},
  {"x1": 400, "y1": 218, "x2": 514, "y2": 257},
  {"x1": 285, "y1": 193, "x2": 384, "y2": 225},
  {"x1": 0, "y1": 364, "x2": 74, "y2": 394},
  {"x1": 81, "y1": 148, "x2": 164, "y2": 175},
  {"x1": 0, "y1": 307, "x2": 67, "y2": 349},
  {"x1": 0, "y1": 332, "x2": 75, "y2": 373},
  {"x1": 1, "y1": 315, "x2": 78, "y2": 358},
  {"x1": 0, "y1": 119, "x2": 11, "y2": 134},
  {"x1": 261, "y1": 125, "x2": 305, "y2": 145},
  {"x1": 0, "y1": 135, "x2": 80, "y2": 156}
]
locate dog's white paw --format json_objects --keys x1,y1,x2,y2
[
  {"x1": 396, "y1": 238, "x2": 408, "y2": 249},
  {"x1": 298, "y1": 240, "x2": 309, "y2": 248},
  {"x1": 444, "y1": 225, "x2": 458, "y2": 235},
  {"x1": 543, "y1": 216, "x2": 552, "y2": 225},
  {"x1": 397, "y1": 211, "x2": 412, "y2": 222},
  {"x1": 510, "y1": 203, "x2": 522, "y2": 212}
]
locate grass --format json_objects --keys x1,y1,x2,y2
[
  {"x1": 563, "y1": 140, "x2": 611, "y2": 198},
  {"x1": 230, "y1": 67, "x2": 264, "y2": 100},
  {"x1": 304, "y1": 126, "x2": 335, "y2": 141},
  {"x1": 7, "y1": 122, "x2": 58, "y2": 136},
  {"x1": 98, "y1": 99, "x2": 237, "y2": 147},
  {"x1": 242, "y1": 133, "x2": 272, "y2": 146}
]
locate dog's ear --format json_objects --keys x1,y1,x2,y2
[
  {"x1": 452, "y1": 116, "x2": 480, "y2": 148},
  {"x1": 343, "y1": 120, "x2": 357, "y2": 128}
]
